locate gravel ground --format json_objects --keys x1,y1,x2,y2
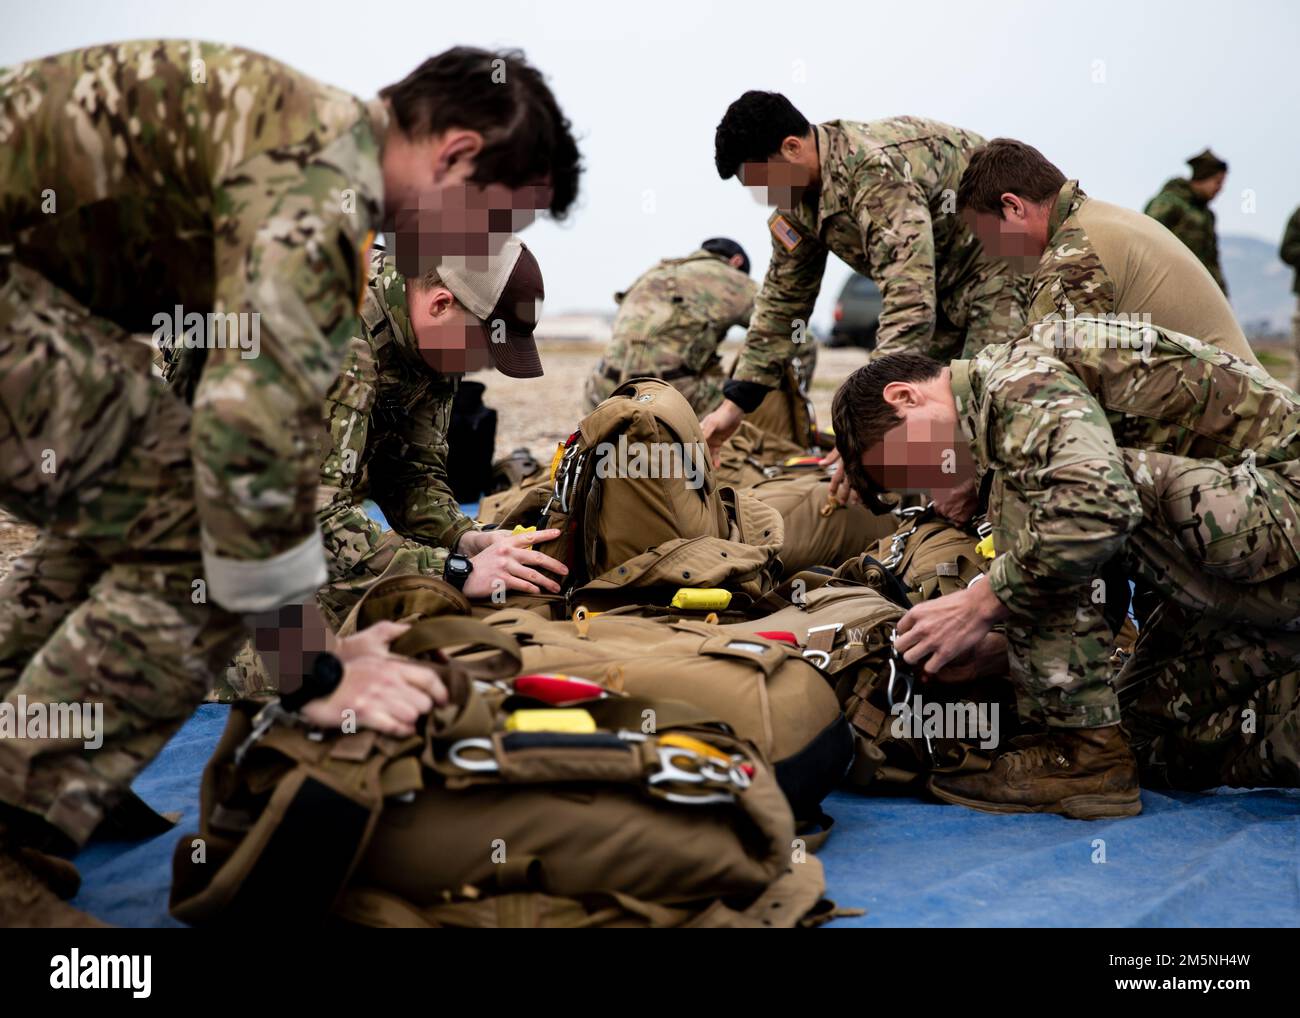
[
  {"x1": 477, "y1": 337, "x2": 870, "y2": 458},
  {"x1": 0, "y1": 337, "x2": 1292, "y2": 582}
]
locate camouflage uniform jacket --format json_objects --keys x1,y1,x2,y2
[
  {"x1": 736, "y1": 117, "x2": 988, "y2": 384},
  {"x1": 319, "y1": 253, "x2": 474, "y2": 561},
  {"x1": 951, "y1": 318, "x2": 1300, "y2": 618},
  {"x1": 601, "y1": 249, "x2": 755, "y2": 379},
  {"x1": 1027, "y1": 180, "x2": 1256, "y2": 365},
  {"x1": 0, "y1": 40, "x2": 384, "y2": 610},
  {"x1": 1144, "y1": 177, "x2": 1227, "y2": 293}
]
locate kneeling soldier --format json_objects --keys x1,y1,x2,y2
[{"x1": 832, "y1": 320, "x2": 1300, "y2": 817}]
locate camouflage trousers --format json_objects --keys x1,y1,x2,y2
[
  {"x1": 223, "y1": 500, "x2": 445, "y2": 697},
  {"x1": 1113, "y1": 448, "x2": 1300, "y2": 787},
  {"x1": 583, "y1": 359, "x2": 726, "y2": 417},
  {"x1": 0, "y1": 262, "x2": 246, "y2": 848},
  {"x1": 1000, "y1": 447, "x2": 1300, "y2": 740}
]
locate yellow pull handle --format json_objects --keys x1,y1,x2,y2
[
  {"x1": 670, "y1": 588, "x2": 733, "y2": 610},
  {"x1": 505, "y1": 709, "x2": 597, "y2": 733}
]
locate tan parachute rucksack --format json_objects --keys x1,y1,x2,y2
[
  {"x1": 169, "y1": 613, "x2": 832, "y2": 928},
  {"x1": 479, "y1": 605, "x2": 853, "y2": 820},
  {"x1": 481, "y1": 378, "x2": 785, "y2": 617}
]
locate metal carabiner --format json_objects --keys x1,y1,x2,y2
[
  {"x1": 803, "y1": 648, "x2": 831, "y2": 669},
  {"x1": 447, "y1": 737, "x2": 499, "y2": 773},
  {"x1": 885, "y1": 631, "x2": 914, "y2": 710}
]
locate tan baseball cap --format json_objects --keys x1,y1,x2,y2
[{"x1": 437, "y1": 237, "x2": 545, "y2": 378}]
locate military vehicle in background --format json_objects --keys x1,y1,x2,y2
[{"x1": 826, "y1": 273, "x2": 882, "y2": 348}]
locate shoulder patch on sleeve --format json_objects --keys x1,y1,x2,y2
[
  {"x1": 770, "y1": 214, "x2": 802, "y2": 253},
  {"x1": 357, "y1": 230, "x2": 376, "y2": 312}
]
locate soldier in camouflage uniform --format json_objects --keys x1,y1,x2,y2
[
  {"x1": 1144, "y1": 148, "x2": 1230, "y2": 293},
  {"x1": 0, "y1": 40, "x2": 580, "y2": 925},
  {"x1": 832, "y1": 319, "x2": 1300, "y2": 816},
  {"x1": 227, "y1": 242, "x2": 566, "y2": 695},
  {"x1": 701, "y1": 91, "x2": 1029, "y2": 460},
  {"x1": 584, "y1": 239, "x2": 755, "y2": 415},
  {"x1": 1280, "y1": 205, "x2": 1300, "y2": 389},
  {"x1": 956, "y1": 138, "x2": 1259, "y2": 366}
]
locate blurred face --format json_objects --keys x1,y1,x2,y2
[
  {"x1": 1191, "y1": 171, "x2": 1227, "y2": 201},
  {"x1": 407, "y1": 283, "x2": 492, "y2": 375},
  {"x1": 382, "y1": 123, "x2": 552, "y2": 274},
  {"x1": 962, "y1": 194, "x2": 1050, "y2": 269},
  {"x1": 738, "y1": 133, "x2": 819, "y2": 210},
  {"x1": 858, "y1": 374, "x2": 975, "y2": 503}
]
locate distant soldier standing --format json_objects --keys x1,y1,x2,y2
[
  {"x1": 1280, "y1": 205, "x2": 1300, "y2": 389},
  {"x1": 585, "y1": 238, "x2": 755, "y2": 414},
  {"x1": 701, "y1": 91, "x2": 1029, "y2": 462},
  {"x1": 958, "y1": 138, "x2": 1259, "y2": 366},
  {"x1": 0, "y1": 40, "x2": 581, "y2": 924},
  {"x1": 1144, "y1": 148, "x2": 1230, "y2": 293}
]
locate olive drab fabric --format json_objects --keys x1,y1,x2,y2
[
  {"x1": 746, "y1": 470, "x2": 898, "y2": 576},
  {"x1": 170, "y1": 614, "x2": 830, "y2": 928},
  {"x1": 480, "y1": 607, "x2": 852, "y2": 818},
  {"x1": 714, "y1": 420, "x2": 811, "y2": 489}
]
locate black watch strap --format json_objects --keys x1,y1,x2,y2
[
  {"x1": 443, "y1": 553, "x2": 472, "y2": 591},
  {"x1": 280, "y1": 651, "x2": 344, "y2": 713}
]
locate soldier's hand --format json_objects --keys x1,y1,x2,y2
[
  {"x1": 919, "y1": 632, "x2": 1009, "y2": 685},
  {"x1": 463, "y1": 528, "x2": 567, "y2": 599},
  {"x1": 303, "y1": 621, "x2": 448, "y2": 737},
  {"x1": 699, "y1": 399, "x2": 745, "y2": 467},
  {"x1": 896, "y1": 582, "x2": 1010, "y2": 674},
  {"x1": 821, "y1": 449, "x2": 861, "y2": 506}
]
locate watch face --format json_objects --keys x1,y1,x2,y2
[{"x1": 448, "y1": 555, "x2": 470, "y2": 575}]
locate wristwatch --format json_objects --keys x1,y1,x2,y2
[
  {"x1": 280, "y1": 651, "x2": 344, "y2": 713},
  {"x1": 443, "y1": 553, "x2": 473, "y2": 591}
]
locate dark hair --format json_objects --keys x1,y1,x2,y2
[
  {"x1": 714, "y1": 91, "x2": 811, "y2": 180},
  {"x1": 956, "y1": 138, "x2": 1066, "y2": 215},
  {"x1": 831, "y1": 353, "x2": 944, "y2": 502},
  {"x1": 381, "y1": 47, "x2": 582, "y2": 219},
  {"x1": 701, "y1": 236, "x2": 750, "y2": 274}
]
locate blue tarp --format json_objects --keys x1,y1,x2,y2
[
  {"x1": 71, "y1": 704, "x2": 1300, "y2": 927},
  {"x1": 70, "y1": 502, "x2": 1300, "y2": 926}
]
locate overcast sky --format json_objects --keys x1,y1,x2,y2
[{"x1": 7, "y1": 0, "x2": 1299, "y2": 330}]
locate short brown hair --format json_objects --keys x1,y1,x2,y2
[
  {"x1": 831, "y1": 353, "x2": 944, "y2": 503},
  {"x1": 381, "y1": 47, "x2": 582, "y2": 219},
  {"x1": 957, "y1": 138, "x2": 1066, "y2": 215}
]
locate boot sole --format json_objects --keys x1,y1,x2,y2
[{"x1": 927, "y1": 779, "x2": 1142, "y2": 820}]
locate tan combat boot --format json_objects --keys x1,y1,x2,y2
[
  {"x1": 0, "y1": 833, "x2": 109, "y2": 927},
  {"x1": 928, "y1": 726, "x2": 1142, "y2": 820}
]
